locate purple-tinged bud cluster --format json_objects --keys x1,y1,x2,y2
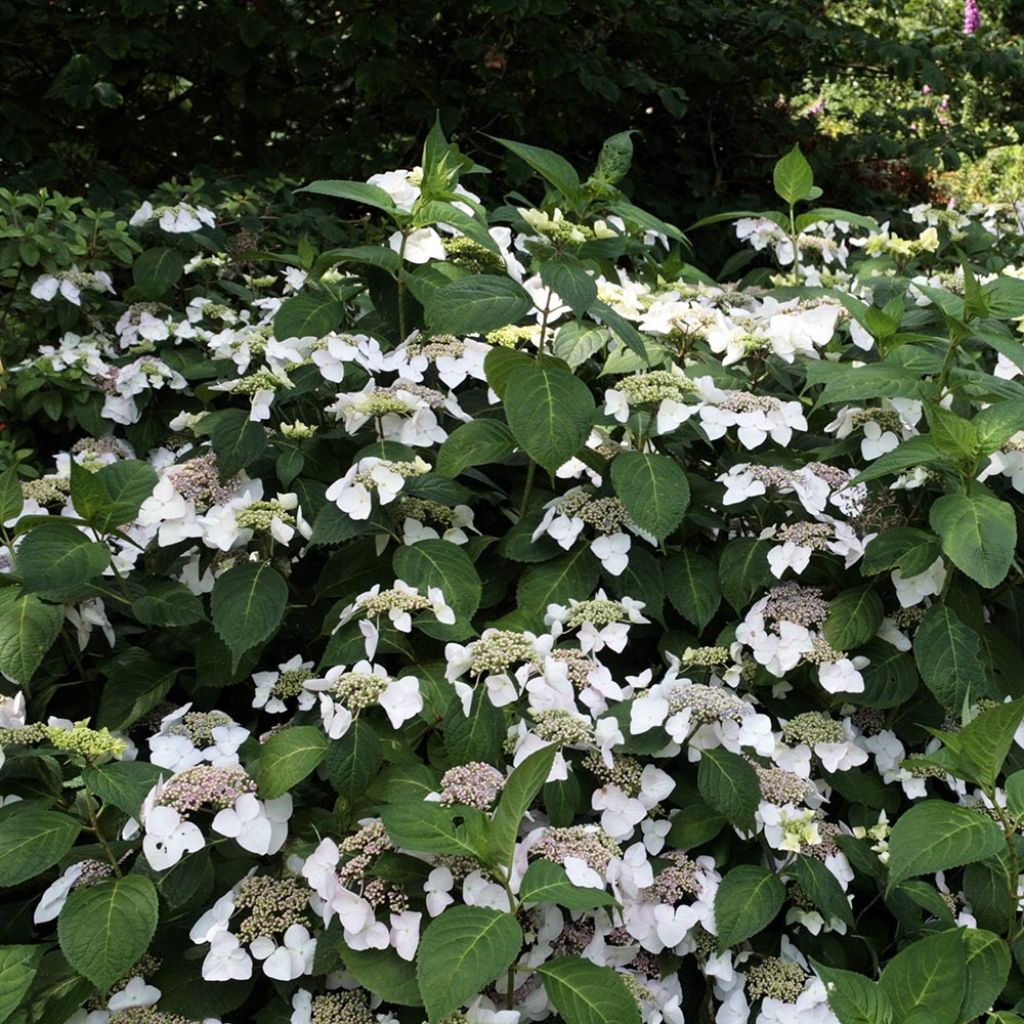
[
  {"x1": 439, "y1": 762, "x2": 506, "y2": 809},
  {"x1": 159, "y1": 764, "x2": 257, "y2": 814},
  {"x1": 763, "y1": 583, "x2": 830, "y2": 628}
]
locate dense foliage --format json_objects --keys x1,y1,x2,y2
[
  {"x1": 5, "y1": 126, "x2": 1024, "y2": 1024},
  {"x1": 4, "y1": 0, "x2": 1024, "y2": 225}
]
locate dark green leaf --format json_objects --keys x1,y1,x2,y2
[
  {"x1": 887, "y1": 800, "x2": 1005, "y2": 889},
  {"x1": 504, "y1": 365, "x2": 596, "y2": 472},
  {"x1": 416, "y1": 907, "x2": 523, "y2": 1021},
  {"x1": 714, "y1": 865, "x2": 784, "y2": 948},
  {"x1": 610, "y1": 451, "x2": 689, "y2": 542},
  {"x1": 537, "y1": 956, "x2": 641, "y2": 1024}
]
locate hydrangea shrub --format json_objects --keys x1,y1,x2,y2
[{"x1": 3, "y1": 126, "x2": 1024, "y2": 1024}]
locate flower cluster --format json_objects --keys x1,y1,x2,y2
[{"x1": 4, "y1": 134, "x2": 1024, "y2": 1024}]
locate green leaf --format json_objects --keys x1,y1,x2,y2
[
  {"x1": 610, "y1": 451, "x2": 689, "y2": 542},
  {"x1": 58, "y1": 875, "x2": 158, "y2": 993},
  {"x1": 399, "y1": 263, "x2": 464, "y2": 311},
  {"x1": 913, "y1": 603, "x2": 987, "y2": 710},
  {"x1": 148, "y1": 956, "x2": 252, "y2": 1018},
  {"x1": 878, "y1": 929, "x2": 965, "y2": 1024},
  {"x1": 0, "y1": 945, "x2": 43, "y2": 1024},
  {"x1": 553, "y1": 322, "x2": 611, "y2": 367},
  {"x1": 83, "y1": 761, "x2": 164, "y2": 818},
  {"x1": 791, "y1": 855, "x2": 854, "y2": 927},
  {"x1": 897, "y1": 880, "x2": 957, "y2": 925},
  {"x1": 665, "y1": 802, "x2": 726, "y2": 849},
  {"x1": 930, "y1": 493, "x2": 1016, "y2": 589},
  {"x1": 698, "y1": 748, "x2": 759, "y2": 832},
  {"x1": 974, "y1": 399, "x2": 1024, "y2": 454},
  {"x1": 959, "y1": 699, "x2": 1024, "y2": 789},
  {"x1": 443, "y1": 686, "x2": 504, "y2": 765},
  {"x1": 493, "y1": 137, "x2": 582, "y2": 204},
  {"x1": 380, "y1": 802, "x2": 484, "y2": 859},
  {"x1": 436, "y1": 419, "x2": 516, "y2": 477},
  {"x1": 594, "y1": 130, "x2": 635, "y2": 184},
  {"x1": 97, "y1": 649, "x2": 178, "y2": 729},
  {"x1": 862, "y1": 528, "x2": 941, "y2": 577},
  {"x1": 959, "y1": 928, "x2": 1010, "y2": 1023},
  {"x1": 518, "y1": 860, "x2": 615, "y2": 910},
  {"x1": 0, "y1": 809, "x2": 80, "y2": 887},
  {"x1": 855, "y1": 643, "x2": 919, "y2": 709},
  {"x1": 608, "y1": 198, "x2": 686, "y2": 243},
  {"x1": 0, "y1": 468, "x2": 23, "y2": 524},
  {"x1": 132, "y1": 246, "x2": 184, "y2": 297},
  {"x1": 131, "y1": 580, "x2": 205, "y2": 627},
  {"x1": 484, "y1": 347, "x2": 535, "y2": 400},
  {"x1": 539, "y1": 259, "x2": 597, "y2": 317},
  {"x1": 773, "y1": 145, "x2": 815, "y2": 204},
  {"x1": 296, "y1": 179, "x2": 399, "y2": 213},
  {"x1": 416, "y1": 200, "x2": 498, "y2": 254},
  {"x1": 339, "y1": 942, "x2": 423, "y2": 1006},
  {"x1": 887, "y1": 800, "x2": 1005, "y2": 890},
  {"x1": 316, "y1": 245, "x2": 402, "y2": 276},
  {"x1": 607, "y1": 545, "x2": 664, "y2": 623},
  {"x1": 490, "y1": 743, "x2": 557, "y2": 872},
  {"x1": 517, "y1": 547, "x2": 600, "y2": 627},
  {"x1": 416, "y1": 907, "x2": 523, "y2": 1022},
  {"x1": 823, "y1": 587, "x2": 883, "y2": 651},
  {"x1": 17, "y1": 522, "x2": 109, "y2": 593},
  {"x1": 273, "y1": 291, "x2": 344, "y2": 341},
  {"x1": 89, "y1": 461, "x2": 159, "y2": 532},
  {"x1": 718, "y1": 538, "x2": 773, "y2": 612},
  {"x1": 0, "y1": 592, "x2": 63, "y2": 685},
  {"x1": 982, "y1": 274, "x2": 1024, "y2": 318},
  {"x1": 812, "y1": 960, "x2": 893, "y2": 1024},
  {"x1": 927, "y1": 407, "x2": 978, "y2": 459},
  {"x1": 850, "y1": 435, "x2": 944, "y2": 485},
  {"x1": 714, "y1": 865, "x2": 784, "y2": 948},
  {"x1": 13, "y1": 950, "x2": 94, "y2": 1024},
  {"x1": 589, "y1": 299, "x2": 649, "y2": 359},
  {"x1": 537, "y1": 956, "x2": 641, "y2": 1024},
  {"x1": 798, "y1": 207, "x2": 878, "y2": 231},
  {"x1": 1007, "y1": 771, "x2": 1024, "y2": 816},
  {"x1": 324, "y1": 718, "x2": 383, "y2": 796},
  {"x1": 210, "y1": 561, "x2": 288, "y2": 664},
  {"x1": 504, "y1": 365, "x2": 596, "y2": 472},
  {"x1": 392, "y1": 539, "x2": 482, "y2": 638},
  {"x1": 208, "y1": 407, "x2": 268, "y2": 476},
  {"x1": 425, "y1": 276, "x2": 533, "y2": 336},
  {"x1": 664, "y1": 551, "x2": 720, "y2": 630},
  {"x1": 256, "y1": 725, "x2": 327, "y2": 799}
]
